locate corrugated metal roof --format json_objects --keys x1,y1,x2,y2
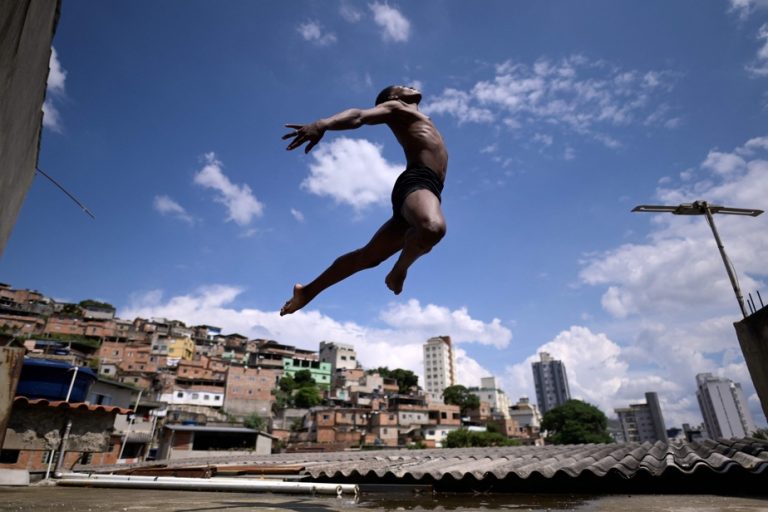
[
  {"x1": 76, "y1": 438, "x2": 768, "y2": 493},
  {"x1": 13, "y1": 396, "x2": 132, "y2": 414}
]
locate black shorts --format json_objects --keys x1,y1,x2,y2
[{"x1": 391, "y1": 166, "x2": 444, "y2": 220}]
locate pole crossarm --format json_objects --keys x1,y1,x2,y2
[
  {"x1": 632, "y1": 202, "x2": 763, "y2": 217},
  {"x1": 631, "y1": 199, "x2": 763, "y2": 319}
]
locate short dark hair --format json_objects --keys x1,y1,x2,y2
[{"x1": 375, "y1": 85, "x2": 399, "y2": 106}]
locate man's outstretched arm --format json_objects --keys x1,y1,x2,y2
[{"x1": 283, "y1": 102, "x2": 398, "y2": 153}]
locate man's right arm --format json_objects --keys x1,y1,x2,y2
[{"x1": 284, "y1": 101, "x2": 400, "y2": 153}]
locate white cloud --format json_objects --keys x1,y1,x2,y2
[
  {"x1": 47, "y1": 47, "x2": 67, "y2": 96},
  {"x1": 747, "y1": 24, "x2": 768, "y2": 77},
  {"x1": 378, "y1": 299, "x2": 512, "y2": 349},
  {"x1": 576, "y1": 135, "x2": 768, "y2": 427},
  {"x1": 729, "y1": 0, "x2": 768, "y2": 20},
  {"x1": 153, "y1": 195, "x2": 194, "y2": 224},
  {"x1": 43, "y1": 47, "x2": 67, "y2": 132},
  {"x1": 121, "y1": 286, "x2": 504, "y2": 387},
  {"x1": 369, "y1": 3, "x2": 410, "y2": 42},
  {"x1": 422, "y1": 56, "x2": 679, "y2": 147},
  {"x1": 301, "y1": 137, "x2": 403, "y2": 212},
  {"x1": 297, "y1": 21, "x2": 337, "y2": 46},
  {"x1": 193, "y1": 152, "x2": 264, "y2": 226},
  {"x1": 290, "y1": 208, "x2": 305, "y2": 222},
  {"x1": 340, "y1": 3, "x2": 363, "y2": 23}
]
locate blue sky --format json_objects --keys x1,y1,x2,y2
[{"x1": 4, "y1": 0, "x2": 768, "y2": 428}]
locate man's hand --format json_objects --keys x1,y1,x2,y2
[{"x1": 282, "y1": 122, "x2": 325, "y2": 153}]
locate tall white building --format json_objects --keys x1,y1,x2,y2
[
  {"x1": 423, "y1": 336, "x2": 456, "y2": 402},
  {"x1": 532, "y1": 352, "x2": 571, "y2": 414},
  {"x1": 614, "y1": 392, "x2": 667, "y2": 443},
  {"x1": 696, "y1": 373, "x2": 757, "y2": 439},
  {"x1": 318, "y1": 341, "x2": 357, "y2": 376},
  {"x1": 470, "y1": 376, "x2": 511, "y2": 418}
]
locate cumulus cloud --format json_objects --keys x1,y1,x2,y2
[
  {"x1": 297, "y1": 21, "x2": 337, "y2": 46},
  {"x1": 379, "y1": 299, "x2": 512, "y2": 349},
  {"x1": 193, "y1": 152, "x2": 264, "y2": 226},
  {"x1": 121, "y1": 286, "x2": 504, "y2": 387},
  {"x1": 43, "y1": 47, "x2": 67, "y2": 132},
  {"x1": 729, "y1": 0, "x2": 768, "y2": 20},
  {"x1": 370, "y1": 2, "x2": 410, "y2": 42},
  {"x1": 422, "y1": 56, "x2": 679, "y2": 148},
  {"x1": 747, "y1": 24, "x2": 768, "y2": 77},
  {"x1": 340, "y1": 3, "x2": 363, "y2": 23},
  {"x1": 153, "y1": 195, "x2": 194, "y2": 224},
  {"x1": 575, "y1": 135, "x2": 768, "y2": 427},
  {"x1": 301, "y1": 137, "x2": 403, "y2": 212}
]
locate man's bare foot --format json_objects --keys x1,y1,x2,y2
[
  {"x1": 385, "y1": 267, "x2": 407, "y2": 295},
  {"x1": 280, "y1": 284, "x2": 308, "y2": 316}
]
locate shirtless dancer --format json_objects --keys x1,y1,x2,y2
[{"x1": 280, "y1": 85, "x2": 448, "y2": 316}]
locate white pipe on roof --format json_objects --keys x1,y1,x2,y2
[{"x1": 56, "y1": 473, "x2": 358, "y2": 496}]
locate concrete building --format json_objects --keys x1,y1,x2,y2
[
  {"x1": 319, "y1": 341, "x2": 357, "y2": 376},
  {"x1": 469, "y1": 376, "x2": 511, "y2": 418},
  {"x1": 224, "y1": 366, "x2": 281, "y2": 418},
  {"x1": 283, "y1": 358, "x2": 332, "y2": 390},
  {"x1": 532, "y1": 352, "x2": 571, "y2": 414},
  {"x1": 614, "y1": 392, "x2": 667, "y2": 443},
  {"x1": 0, "y1": 0, "x2": 61, "y2": 255},
  {"x1": 423, "y1": 336, "x2": 456, "y2": 402},
  {"x1": 696, "y1": 373, "x2": 758, "y2": 439}
]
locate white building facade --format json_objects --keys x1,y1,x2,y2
[
  {"x1": 423, "y1": 336, "x2": 456, "y2": 402},
  {"x1": 470, "y1": 376, "x2": 511, "y2": 418},
  {"x1": 696, "y1": 373, "x2": 757, "y2": 439},
  {"x1": 614, "y1": 391, "x2": 667, "y2": 443}
]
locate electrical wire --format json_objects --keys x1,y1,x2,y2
[{"x1": 35, "y1": 166, "x2": 95, "y2": 219}]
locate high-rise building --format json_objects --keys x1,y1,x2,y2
[
  {"x1": 614, "y1": 392, "x2": 667, "y2": 443},
  {"x1": 423, "y1": 336, "x2": 456, "y2": 402},
  {"x1": 696, "y1": 373, "x2": 757, "y2": 439},
  {"x1": 532, "y1": 352, "x2": 571, "y2": 414}
]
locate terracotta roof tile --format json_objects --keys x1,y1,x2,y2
[{"x1": 14, "y1": 396, "x2": 132, "y2": 414}]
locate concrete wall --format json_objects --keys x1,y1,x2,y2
[
  {"x1": 0, "y1": 0, "x2": 61, "y2": 254},
  {"x1": 734, "y1": 306, "x2": 768, "y2": 423},
  {"x1": 0, "y1": 347, "x2": 24, "y2": 448}
]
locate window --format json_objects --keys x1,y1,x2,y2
[
  {"x1": 204, "y1": 394, "x2": 210, "y2": 400},
  {"x1": 177, "y1": 392, "x2": 184, "y2": 398},
  {"x1": 215, "y1": 396, "x2": 221, "y2": 401},
  {"x1": 0, "y1": 450, "x2": 19, "y2": 464}
]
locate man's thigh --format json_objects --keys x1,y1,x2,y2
[{"x1": 400, "y1": 189, "x2": 445, "y2": 227}]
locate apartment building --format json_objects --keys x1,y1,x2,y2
[
  {"x1": 532, "y1": 351, "x2": 572, "y2": 414},
  {"x1": 423, "y1": 336, "x2": 456, "y2": 402}
]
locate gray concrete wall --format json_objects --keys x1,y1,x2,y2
[
  {"x1": 734, "y1": 307, "x2": 768, "y2": 423},
  {"x1": 0, "y1": 0, "x2": 61, "y2": 254},
  {"x1": 0, "y1": 347, "x2": 25, "y2": 448}
]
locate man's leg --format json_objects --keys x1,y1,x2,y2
[
  {"x1": 385, "y1": 189, "x2": 446, "y2": 294},
  {"x1": 280, "y1": 218, "x2": 408, "y2": 315}
]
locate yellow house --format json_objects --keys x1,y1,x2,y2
[{"x1": 167, "y1": 336, "x2": 195, "y2": 361}]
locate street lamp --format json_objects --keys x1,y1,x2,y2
[{"x1": 632, "y1": 200, "x2": 763, "y2": 318}]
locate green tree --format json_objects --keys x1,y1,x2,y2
[
  {"x1": 294, "y1": 386, "x2": 321, "y2": 408},
  {"x1": 278, "y1": 375, "x2": 296, "y2": 393},
  {"x1": 78, "y1": 299, "x2": 115, "y2": 310},
  {"x1": 367, "y1": 367, "x2": 418, "y2": 393},
  {"x1": 541, "y1": 400, "x2": 613, "y2": 445},
  {"x1": 445, "y1": 429, "x2": 519, "y2": 448},
  {"x1": 293, "y1": 369, "x2": 315, "y2": 387},
  {"x1": 243, "y1": 412, "x2": 265, "y2": 430},
  {"x1": 442, "y1": 385, "x2": 480, "y2": 416}
]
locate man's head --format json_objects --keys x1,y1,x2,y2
[{"x1": 375, "y1": 85, "x2": 422, "y2": 106}]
